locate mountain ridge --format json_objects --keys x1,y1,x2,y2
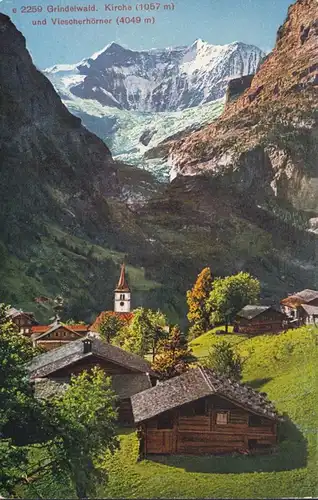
[{"x1": 44, "y1": 39, "x2": 264, "y2": 112}]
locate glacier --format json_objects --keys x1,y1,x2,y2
[{"x1": 44, "y1": 39, "x2": 263, "y2": 180}]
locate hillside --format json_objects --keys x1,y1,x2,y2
[
  {"x1": 19, "y1": 326, "x2": 318, "y2": 498},
  {"x1": 0, "y1": 12, "x2": 162, "y2": 322}
]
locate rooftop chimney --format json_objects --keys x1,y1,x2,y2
[{"x1": 82, "y1": 338, "x2": 93, "y2": 354}]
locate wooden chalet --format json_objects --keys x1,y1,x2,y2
[
  {"x1": 233, "y1": 305, "x2": 287, "y2": 335},
  {"x1": 280, "y1": 289, "x2": 318, "y2": 325},
  {"x1": 6, "y1": 307, "x2": 38, "y2": 334},
  {"x1": 30, "y1": 321, "x2": 90, "y2": 350},
  {"x1": 131, "y1": 367, "x2": 280, "y2": 457},
  {"x1": 298, "y1": 304, "x2": 318, "y2": 326},
  {"x1": 28, "y1": 336, "x2": 158, "y2": 425}
]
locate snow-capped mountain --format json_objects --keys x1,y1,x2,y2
[{"x1": 45, "y1": 39, "x2": 264, "y2": 112}]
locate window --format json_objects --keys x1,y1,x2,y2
[
  {"x1": 249, "y1": 415, "x2": 264, "y2": 427},
  {"x1": 216, "y1": 412, "x2": 229, "y2": 425},
  {"x1": 179, "y1": 399, "x2": 207, "y2": 417},
  {"x1": 120, "y1": 294, "x2": 125, "y2": 300},
  {"x1": 25, "y1": 328, "x2": 30, "y2": 334},
  {"x1": 157, "y1": 413, "x2": 174, "y2": 429},
  {"x1": 193, "y1": 399, "x2": 207, "y2": 416}
]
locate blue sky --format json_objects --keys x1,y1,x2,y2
[{"x1": 0, "y1": 0, "x2": 292, "y2": 68}]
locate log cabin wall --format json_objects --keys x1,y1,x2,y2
[
  {"x1": 236, "y1": 312, "x2": 285, "y2": 335},
  {"x1": 141, "y1": 395, "x2": 277, "y2": 455}
]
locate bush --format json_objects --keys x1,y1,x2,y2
[{"x1": 204, "y1": 340, "x2": 242, "y2": 380}]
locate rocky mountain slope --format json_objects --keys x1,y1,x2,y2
[
  {"x1": 0, "y1": 12, "x2": 162, "y2": 321},
  {"x1": 168, "y1": 0, "x2": 318, "y2": 218},
  {"x1": 45, "y1": 40, "x2": 263, "y2": 112}
]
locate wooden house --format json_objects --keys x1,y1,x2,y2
[
  {"x1": 280, "y1": 289, "x2": 318, "y2": 324},
  {"x1": 131, "y1": 367, "x2": 279, "y2": 457},
  {"x1": 30, "y1": 322, "x2": 90, "y2": 350},
  {"x1": 233, "y1": 305, "x2": 287, "y2": 335},
  {"x1": 28, "y1": 336, "x2": 158, "y2": 425},
  {"x1": 6, "y1": 307, "x2": 38, "y2": 334},
  {"x1": 298, "y1": 304, "x2": 318, "y2": 326}
]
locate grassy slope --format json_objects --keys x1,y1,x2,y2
[
  {"x1": 20, "y1": 326, "x2": 318, "y2": 499},
  {"x1": 98, "y1": 326, "x2": 317, "y2": 499},
  {"x1": 0, "y1": 225, "x2": 161, "y2": 323}
]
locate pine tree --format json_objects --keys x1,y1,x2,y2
[
  {"x1": 152, "y1": 325, "x2": 192, "y2": 380},
  {"x1": 204, "y1": 340, "x2": 242, "y2": 381}
]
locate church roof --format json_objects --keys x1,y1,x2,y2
[
  {"x1": 90, "y1": 311, "x2": 134, "y2": 333},
  {"x1": 115, "y1": 263, "x2": 130, "y2": 292}
]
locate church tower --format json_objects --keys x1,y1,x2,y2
[{"x1": 114, "y1": 263, "x2": 131, "y2": 313}]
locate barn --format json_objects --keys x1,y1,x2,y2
[
  {"x1": 131, "y1": 367, "x2": 279, "y2": 456},
  {"x1": 28, "y1": 336, "x2": 158, "y2": 425},
  {"x1": 233, "y1": 305, "x2": 287, "y2": 335}
]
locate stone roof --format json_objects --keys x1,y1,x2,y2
[
  {"x1": 131, "y1": 367, "x2": 279, "y2": 424},
  {"x1": 27, "y1": 336, "x2": 156, "y2": 379},
  {"x1": 32, "y1": 373, "x2": 152, "y2": 401},
  {"x1": 236, "y1": 305, "x2": 282, "y2": 320}
]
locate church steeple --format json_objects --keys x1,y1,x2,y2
[
  {"x1": 115, "y1": 263, "x2": 130, "y2": 292},
  {"x1": 114, "y1": 263, "x2": 131, "y2": 312}
]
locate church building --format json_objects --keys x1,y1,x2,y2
[{"x1": 114, "y1": 263, "x2": 131, "y2": 314}]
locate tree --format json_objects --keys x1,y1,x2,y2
[
  {"x1": 0, "y1": 304, "x2": 119, "y2": 498},
  {"x1": 48, "y1": 368, "x2": 119, "y2": 498},
  {"x1": 186, "y1": 267, "x2": 213, "y2": 337},
  {"x1": 152, "y1": 325, "x2": 193, "y2": 380},
  {"x1": 92, "y1": 311, "x2": 126, "y2": 343},
  {"x1": 204, "y1": 341, "x2": 242, "y2": 381},
  {"x1": 207, "y1": 272, "x2": 260, "y2": 332},
  {"x1": 0, "y1": 304, "x2": 41, "y2": 496},
  {"x1": 117, "y1": 308, "x2": 167, "y2": 359},
  {"x1": 64, "y1": 319, "x2": 86, "y2": 325}
]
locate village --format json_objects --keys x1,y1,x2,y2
[{"x1": 3, "y1": 263, "x2": 318, "y2": 460}]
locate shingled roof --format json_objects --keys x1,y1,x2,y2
[
  {"x1": 6, "y1": 307, "x2": 37, "y2": 322},
  {"x1": 115, "y1": 263, "x2": 130, "y2": 292},
  {"x1": 111, "y1": 373, "x2": 152, "y2": 399},
  {"x1": 27, "y1": 336, "x2": 156, "y2": 379},
  {"x1": 31, "y1": 322, "x2": 88, "y2": 340},
  {"x1": 131, "y1": 367, "x2": 279, "y2": 424},
  {"x1": 281, "y1": 289, "x2": 318, "y2": 306},
  {"x1": 236, "y1": 305, "x2": 283, "y2": 320}
]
